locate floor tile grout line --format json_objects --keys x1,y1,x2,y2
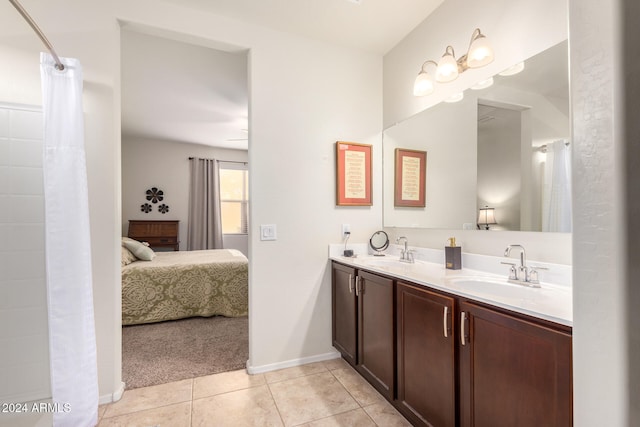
[
  {"x1": 100, "y1": 400, "x2": 192, "y2": 422},
  {"x1": 189, "y1": 378, "x2": 194, "y2": 427},
  {"x1": 264, "y1": 366, "x2": 330, "y2": 385},
  {"x1": 265, "y1": 381, "x2": 287, "y2": 427},
  {"x1": 102, "y1": 380, "x2": 194, "y2": 419},
  {"x1": 191, "y1": 373, "x2": 268, "y2": 402},
  {"x1": 327, "y1": 365, "x2": 410, "y2": 426},
  {"x1": 328, "y1": 368, "x2": 370, "y2": 410}
]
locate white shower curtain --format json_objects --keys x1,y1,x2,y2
[
  {"x1": 41, "y1": 53, "x2": 98, "y2": 427},
  {"x1": 542, "y1": 139, "x2": 572, "y2": 232}
]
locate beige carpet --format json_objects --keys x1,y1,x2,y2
[{"x1": 122, "y1": 316, "x2": 248, "y2": 389}]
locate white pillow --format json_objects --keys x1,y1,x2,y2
[
  {"x1": 121, "y1": 246, "x2": 137, "y2": 266},
  {"x1": 122, "y1": 237, "x2": 156, "y2": 261}
]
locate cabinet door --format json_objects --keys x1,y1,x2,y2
[
  {"x1": 396, "y1": 282, "x2": 456, "y2": 427},
  {"x1": 459, "y1": 301, "x2": 572, "y2": 427},
  {"x1": 358, "y1": 270, "x2": 395, "y2": 400},
  {"x1": 332, "y1": 262, "x2": 358, "y2": 366}
]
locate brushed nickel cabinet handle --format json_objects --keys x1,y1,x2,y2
[
  {"x1": 443, "y1": 306, "x2": 449, "y2": 338},
  {"x1": 355, "y1": 276, "x2": 360, "y2": 296},
  {"x1": 348, "y1": 274, "x2": 353, "y2": 293},
  {"x1": 460, "y1": 311, "x2": 467, "y2": 346}
]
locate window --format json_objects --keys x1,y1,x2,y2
[{"x1": 219, "y1": 163, "x2": 249, "y2": 234}]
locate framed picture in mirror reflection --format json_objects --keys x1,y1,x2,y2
[{"x1": 394, "y1": 148, "x2": 426, "y2": 207}]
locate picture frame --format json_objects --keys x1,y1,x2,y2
[
  {"x1": 335, "y1": 141, "x2": 372, "y2": 206},
  {"x1": 394, "y1": 148, "x2": 426, "y2": 207}
]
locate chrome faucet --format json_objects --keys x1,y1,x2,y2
[
  {"x1": 396, "y1": 236, "x2": 414, "y2": 263},
  {"x1": 502, "y1": 244, "x2": 545, "y2": 287}
]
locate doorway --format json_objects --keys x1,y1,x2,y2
[{"x1": 119, "y1": 26, "x2": 250, "y2": 389}]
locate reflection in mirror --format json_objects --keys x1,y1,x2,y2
[
  {"x1": 369, "y1": 230, "x2": 390, "y2": 256},
  {"x1": 383, "y1": 40, "x2": 570, "y2": 232}
]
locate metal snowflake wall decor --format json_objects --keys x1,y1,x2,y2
[
  {"x1": 140, "y1": 203, "x2": 152, "y2": 213},
  {"x1": 145, "y1": 187, "x2": 164, "y2": 203},
  {"x1": 158, "y1": 204, "x2": 170, "y2": 214}
]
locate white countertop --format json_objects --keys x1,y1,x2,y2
[{"x1": 330, "y1": 253, "x2": 572, "y2": 327}]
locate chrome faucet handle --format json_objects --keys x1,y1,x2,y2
[
  {"x1": 528, "y1": 266, "x2": 549, "y2": 285},
  {"x1": 501, "y1": 261, "x2": 518, "y2": 280}
]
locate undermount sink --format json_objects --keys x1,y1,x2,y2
[
  {"x1": 358, "y1": 257, "x2": 404, "y2": 268},
  {"x1": 448, "y1": 277, "x2": 548, "y2": 300}
]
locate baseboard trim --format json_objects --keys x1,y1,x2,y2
[
  {"x1": 99, "y1": 381, "x2": 125, "y2": 405},
  {"x1": 246, "y1": 350, "x2": 341, "y2": 375}
]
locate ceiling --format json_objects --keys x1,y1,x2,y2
[
  {"x1": 163, "y1": 0, "x2": 445, "y2": 55},
  {"x1": 121, "y1": 0, "x2": 445, "y2": 150}
]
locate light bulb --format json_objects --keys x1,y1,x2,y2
[
  {"x1": 413, "y1": 71, "x2": 435, "y2": 96},
  {"x1": 436, "y1": 47, "x2": 459, "y2": 83},
  {"x1": 467, "y1": 33, "x2": 494, "y2": 68}
]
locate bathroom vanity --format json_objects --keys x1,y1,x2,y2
[{"x1": 331, "y1": 254, "x2": 572, "y2": 427}]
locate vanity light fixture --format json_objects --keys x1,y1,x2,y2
[
  {"x1": 413, "y1": 28, "x2": 495, "y2": 97},
  {"x1": 477, "y1": 206, "x2": 497, "y2": 230}
]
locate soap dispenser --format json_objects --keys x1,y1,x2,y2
[{"x1": 445, "y1": 237, "x2": 461, "y2": 270}]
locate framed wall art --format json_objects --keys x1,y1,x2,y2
[
  {"x1": 394, "y1": 148, "x2": 426, "y2": 207},
  {"x1": 335, "y1": 141, "x2": 372, "y2": 206}
]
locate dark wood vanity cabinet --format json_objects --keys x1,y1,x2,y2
[
  {"x1": 396, "y1": 281, "x2": 456, "y2": 427},
  {"x1": 332, "y1": 262, "x2": 358, "y2": 366},
  {"x1": 357, "y1": 270, "x2": 395, "y2": 400},
  {"x1": 331, "y1": 263, "x2": 395, "y2": 400},
  {"x1": 331, "y1": 261, "x2": 572, "y2": 427},
  {"x1": 459, "y1": 301, "x2": 573, "y2": 427}
]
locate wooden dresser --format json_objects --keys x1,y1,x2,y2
[{"x1": 128, "y1": 220, "x2": 179, "y2": 251}]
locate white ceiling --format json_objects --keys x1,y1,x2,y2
[
  {"x1": 121, "y1": 0, "x2": 445, "y2": 150},
  {"x1": 163, "y1": 0, "x2": 445, "y2": 55},
  {"x1": 121, "y1": 29, "x2": 249, "y2": 150}
]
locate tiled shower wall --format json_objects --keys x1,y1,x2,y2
[{"x1": 0, "y1": 104, "x2": 50, "y2": 404}]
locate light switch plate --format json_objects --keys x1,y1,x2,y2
[{"x1": 260, "y1": 224, "x2": 277, "y2": 241}]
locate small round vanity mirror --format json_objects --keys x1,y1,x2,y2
[{"x1": 369, "y1": 230, "x2": 390, "y2": 256}]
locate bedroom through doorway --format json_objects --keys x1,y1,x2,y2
[{"x1": 119, "y1": 25, "x2": 250, "y2": 390}]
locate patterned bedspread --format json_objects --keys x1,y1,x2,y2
[{"x1": 122, "y1": 249, "x2": 248, "y2": 325}]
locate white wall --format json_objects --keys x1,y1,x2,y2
[
  {"x1": 0, "y1": 0, "x2": 382, "y2": 402},
  {"x1": 570, "y1": 0, "x2": 639, "y2": 424},
  {"x1": 383, "y1": 96, "x2": 477, "y2": 229},
  {"x1": 121, "y1": 137, "x2": 248, "y2": 253},
  {"x1": 382, "y1": 0, "x2": 571, "y2": 265}
]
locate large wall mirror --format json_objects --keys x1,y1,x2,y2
[{"x1": 383, "y1": 40, "x2": 570, "y2": 232}]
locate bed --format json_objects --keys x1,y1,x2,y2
[{"x1": 121, "y1": 247, "x2": 248, "y2": 326}]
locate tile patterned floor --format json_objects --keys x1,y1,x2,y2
[{"x1": 98, "y1": 358, "x2": 412, "y2": 427}]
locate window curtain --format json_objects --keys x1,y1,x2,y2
[
  {"x1": 187, "y1": 157, "x2": 223, "y2": 250},
  {"x1": 40, "y1": 53, "x2": 98, "y2": 427},
  {"x1": 542, "y1": 139, "x2": 572, "y2": 232}
]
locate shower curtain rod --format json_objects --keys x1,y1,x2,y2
[
  {"x1": 8, "y1": 0, "x2": 65, "y2": 70},
  {"x1": 538, "y1": 141, "x2": 570, "y2": 153}
]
